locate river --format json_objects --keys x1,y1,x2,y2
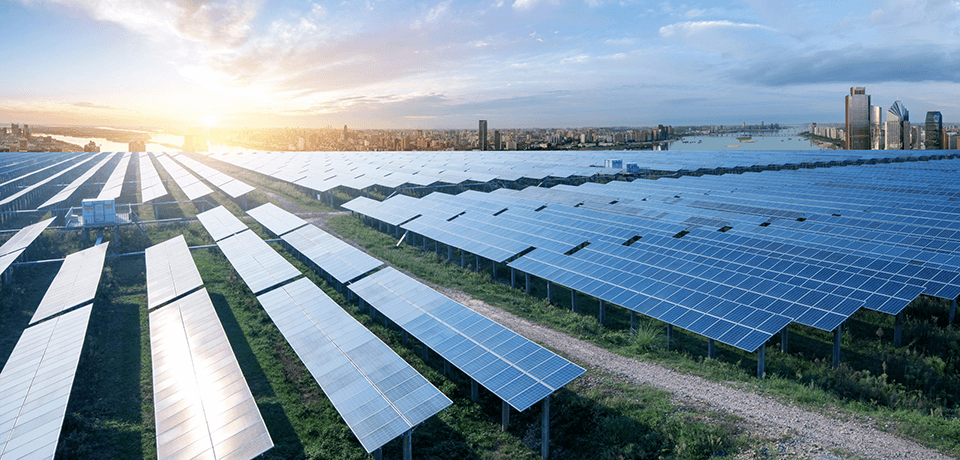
[
  {"x1": 669, "y1": 128, "x2": 824, "y2": 151},
  {"x1": 45, "y1": 132, "x2": 256, "y2": 153}
]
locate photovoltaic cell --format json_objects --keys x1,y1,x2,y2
[
  {"x1": 145, "y1": 235, "x2": 203, "y2": 309},
  {"x1": 0, "y1": 154, "x2": 99, "y2": 207},
  {"x1": 150, "y1": 289, "x2": 273, "y2": 460},
  {"x1": 0, "y1": 305, "x2": 92, "y2": 460},
  {"x1": 349, "y1": 267, "x2": 584, "y2": 411},
  {"x1": 156, "y1": 154, "x2": 213, "y2": 201},
  {"x1": 246, "y1": 202, "x2": 308, "y2": 236},
  {"x1": 215, "y1": 229, "x2": 300, "y2": 294},
  {"x1": 30, "y1": 243, "x2": 108, "y2": 325},
  {"x1": 256, "y1": 278, "x2": 451, "y2": 453},
  {"x1": 196, "y1": 206, "x2": 250, "y2": 242}
]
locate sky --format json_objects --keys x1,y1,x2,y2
[{"x1": 1, "y1": 0, "x2": 959, "y2": 129}]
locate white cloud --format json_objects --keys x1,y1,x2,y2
[
  {"x1": 427, "y1": 1, "x2": 451, "y2": 22},
  {"x1": 512, "y1": 0, "x2": 556, "y2": 10}
]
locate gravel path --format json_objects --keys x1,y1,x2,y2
[{"x1": 440, "y1": 290, "x2": 954, "y2": 460}]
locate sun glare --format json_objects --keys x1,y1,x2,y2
[{"x1": 201, "y1": 114, "x2": 218, "y2": 127}]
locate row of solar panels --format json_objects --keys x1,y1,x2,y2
[
  {"x1": 0, "y1": 242, "x2": 108, "y2": 459},
  {"x1": 343, "y1": 159, "x2": 960, "y2": 353},
  {"x1": 0, "y1": 152, "x2": 253, "y2": 213},
  {"x1": 197, "y1": 148, "x2": 960, "y2": 197},
  {"x1": 197, "y1": 204, "x2": 584, "y2": 450}
]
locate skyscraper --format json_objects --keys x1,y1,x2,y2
[
  {"x1": 494, "y1": 130, "x2": 502, "y2": 150},
  {"x1": 845, "y1": 87, "x2": 871, "y2": 150},
  {"x1": 925, "y1": 111, "x2": 943, "y2": 150},
  {"x1": 478, "y1": 120, "x2": 487, "y2": 151},
  {"x1": 885, "y1": 100, "x2": 909, "y2": 150},
  {"x1": 871, "y1": 105, "x2": 883, "y2": 150}
]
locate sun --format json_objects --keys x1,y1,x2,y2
[{"x1": 201, "y1": 114, "x2": 218, "y2": 127}]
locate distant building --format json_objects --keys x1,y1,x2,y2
[
  {"x1": 129, "y1": 140, "x2": 146, "y2": 152},
  {"x1": 885, "y1": 100, "x2": 909, "y2": 150},
  {"x1": 871, "y1": 105, "x2": 883, "y2": 150},
  {"x1": 845, "y1": 87, "x2": 871, "y2": 150},
  {"x1": 478, "y1": 120, "x2": 487, "y2": 151},
  {"x1": 83, "y1": 141, "x2": 100, "y2": 152},
  {"x1": 183, "y1": 134, "x2": 208, "y2": 151},
  {"x1": 494, "y1": 130, "x2": 502, "y2": 150},
  {"x1": 925, "y1": 111, "x2": 943, "y2": 150}
]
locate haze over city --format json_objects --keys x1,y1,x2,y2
[{"x1": 3, "y1": 0, "x2": 958, "y2": 129}]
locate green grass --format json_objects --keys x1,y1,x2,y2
[
  {"x1": 326, "y1": 212, "x2": 960, "y2": 458},
  {"x1": 0, "y1": 217, "x2": 749, "y2": 459}
]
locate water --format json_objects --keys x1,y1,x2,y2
[
  {"x1": 668, "y1": 128, "x2": 823, "y2": 151},
  {"x1": 44, "y1": 132, "x2": 255, "y2": 153}
]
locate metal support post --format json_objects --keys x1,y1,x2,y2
[
  {"x1": 492, "y1": 262, "x2": 497, "y2": 280},
  {"x1": 832, "y1": 326, "x2": 842, "y2": 368},
  {"x1": 444, "y1": 359, "x2": 450, "y2": 375},
  {"x1": 470, "y1": 379, "x2": 479, "y2": 402},
  {"x1": 461, "y1": 251, "x2": 465, "y2": 269},
  {"x1": 402, "y1": 331, "x2": 408, "y2": 346},
  {"x1": 546, "y1": 281, "x2": 552, "y2": 303},
  {"x1": 403, "y1": 430, "x2": 412, "y2": 460},
  {"x1": 475, "y1": 254, "x2": 480, "y2": 272},
  {"x1": 570, "y1": 290, "x2": 577, "y2": 313},
  {"x1": 757, "y1": 344, "x2": 766, "y2": 379},
  {"x1": 630, "y1": 311, "x2": 636, "y2": 334},
  {"x1": 501, "y1": 400, "x2": 510, "y2": 432},
  {"x1": 708, "y1": 339, "x2": 716, "y2": 359},
  {"x1": 666, "y1": 324, "x2": 673, "y2": 350},
  {"x1": 422, "y1": 344, "x2": 429, "y2": 362},
  {"x1": 541, "y1": 395, "x2": 550, "y2": 460},
  {"x1": 525, "y1": 273, "x2": 531, "y2": 294},
  {"x1": 448, "y1": 245, "x2": 453, "y2": 261},
  {"x1": 598, "y1": 300, "x2": 605, "y2": 325},
  {"x1": 510, "y1": 268, "x2": 516, "y2": 288},
  {"x1": 894, "y1": 312, "x2": 903, "y2": 347},
  {"x1": 781, "y1": 327, "x2": 789, "y2": 353}
]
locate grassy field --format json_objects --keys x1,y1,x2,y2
[
  {"x1": 0, "y1": 217, "x2": 750, "y2": 459},
  {"x1": 325, "y1": 212, "x2": 960, "y2": 458}
]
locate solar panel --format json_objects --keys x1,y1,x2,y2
[
  {"x1": 0, "y1": 304, "x2": 92, "y2": 460},
  {"x1": 196, "y1": 206, "x2": 250, "y2": 242},
  {"x1": 156, "y1": 154, "x2": 213, "y2": 201},
  {"x1": 281, "y1": 225, "x2": 384, "y2": 284},
  {"x1": 171, "y1": 154, "x2": 255, "y2": 199},
  {"x1": 215, "y1": 229, "x2": 300, "y2": 294},
  {"x1": 150, "y1": 289, "x2": 273, "y2": 460},
  {"x1": 256, "y1": 278, "x2": 451, "y2": 453},
  {"x1": 0, "y1": 218, "x2": 54, "y2": 257},
  {"x1": 247, "y1": 202, "x2": 309, "y2": 236},
  {"x1": 96, "y1": 153, "x2": 132, "y2": 201},
  {"x1": 30, "y1": 243, "x2": 108, "y2": 325},
  {"x1": 39, "y1": 152, "x2": 117, "y2": 208},
  {"x1": 145, "y1": 235, "x2": 203, "y2": 309},
  {"x1": 349, "y1": 267, "x2": 584, "y2": 411},
  {"x1": 139, "y1": 153, "x2": 168, "y2": 203},
  {"x1": 0, "y1": 154, "x2": 80, "y2": 190},
  {"x1": 0, "y1": 154, "x2": 99, "y2": 208}
]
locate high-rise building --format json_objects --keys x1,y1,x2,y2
[
  {"x1": 925, "y1": 111, "x2": 943, "y2": 150},
  {"x1": 871, "y1": 105, "x2": 883, "y2": 149},
  {"x1": 885, "y1": 100, "x2": 909, "y2": 150},
  {"x1": 845, "y1": 87, "x2": 871, "y2": 150},
  {"x1": 494, "y1": 130, "x2": 502, "y2": 150},
  {"x1": 478, "y1": 120, "x2": 487, "y2": 151}
]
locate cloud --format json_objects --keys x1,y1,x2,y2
[
  {"x1": 72, "y1": 101, "x2": 115, "y2": 109},
  {"x1": 731, "y1": 45, "x2": 960, "y2": 86},
  {"x1": 512, "y1": 0, "x2": 556, "y2": 10},
  {"x1": 659, "y1": 20, "x2": 777, "y2": 58}
]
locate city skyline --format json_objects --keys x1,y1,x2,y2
[{"x1": 2, "y1": 0, "x2": 960, "y2": 129}]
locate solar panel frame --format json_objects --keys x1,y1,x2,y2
[
  {"x1": 247, "y1": 202, "x2": 309, "y2": 236},
  {"x1": 0, "y1": 218, "x2": 54, "y2": 258}
]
